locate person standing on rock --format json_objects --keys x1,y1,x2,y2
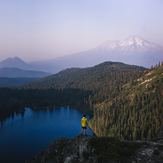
[{"x1": 81, "y1": 114, "x2": 87, "y2": 135}]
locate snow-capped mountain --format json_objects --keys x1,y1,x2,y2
[{"x1": 98, "y1": 36, "x2": 162, "y2": 52}]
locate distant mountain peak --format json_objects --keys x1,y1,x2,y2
[
  {"x1": 98, "y1": 36, "x2": 162, "y2": 50},
  {"x1": 0, "y1": 56, "x2": 31, "y2": 69},
  {"x1": 4, "y1": 56, "x2": 26, "y2": 63},
  {"x1": 120, "y1": 36, "x2": 159, "y2": 49}
]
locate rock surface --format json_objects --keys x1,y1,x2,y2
[{"x1": 26, "y1": 135, "x2": 163, "y2": 163}]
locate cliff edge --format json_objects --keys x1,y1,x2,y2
[{"x1": 26, "y1": 135, "x2": 163, "y2": 163}]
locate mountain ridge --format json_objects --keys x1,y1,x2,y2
[
  {"x1": 23, "y1": 61, "x2": 145, "y2": 92},
  {"x1": 0, "y1": 57, "x2": 32, "y2": 70}
]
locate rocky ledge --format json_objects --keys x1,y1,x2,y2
[{"x1": 26, "y1": 135, "x2": 163, "y2": 163}]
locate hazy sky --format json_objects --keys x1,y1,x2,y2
[{"x1": 0, "y1": 0, "x2": 163, "y2": 61}]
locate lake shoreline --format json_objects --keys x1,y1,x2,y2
[{"x1": 0, "y1": 107, "x2": 93, "y2": 163}]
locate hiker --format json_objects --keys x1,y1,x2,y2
[{"x1": 81, "y1": 114, "x2": 87, "y2": 135}]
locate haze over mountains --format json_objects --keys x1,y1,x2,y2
[
  {"x1": 0, "y1": 57, "x2": 51, "y2": 87},
  {"x1": 0, "y1": 36, "x2": 163, "y2": 74},
  {"x1": 31, "y1": 36, "x2": 163, "y2": 73},
  {"x1": 0, "y1": 68, "x2": 50, "y2": 78},
  {"x1": 0, "y1": 57, "x2": 50, "y2": 78},
  {"x1": 0, "y1": 57, "x2": 31, "y2": 70}
]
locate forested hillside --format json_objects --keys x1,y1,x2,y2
[
  {"x1": 0, "y1": 62, "x2": 144, "y2": 121},
  {"x1": 0, "y1": 88, "x2": 92, "y2": 121},
  {"x1": 23, "y1": 62, "x2": 145, "y2": 103},
  {"x1": 90, "y1": 63, "x2": 163, "y2": 140},
  {"x1": 1, "y1": 61, "x2": 162, "y2": 140},
  {"x1": 1, "y1": 62, "x2": 162, "y2": 140}
]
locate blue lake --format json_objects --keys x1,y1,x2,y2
[{"x1": 0, "y1": 107, "x2": 93, "y2": 163}]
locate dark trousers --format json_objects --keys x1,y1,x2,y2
[{"x1": 81, "y1": 126, "x2": 87, "y2": 135}]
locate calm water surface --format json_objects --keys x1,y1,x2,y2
[{"x1": 0, "y1": 107, "x2": 93, "y2": 163}]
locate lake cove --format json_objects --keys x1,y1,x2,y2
[{"x1": 0, "y1": 107, "x2": 93, "y2": 163}]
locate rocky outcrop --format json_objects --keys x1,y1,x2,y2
[
  {"x1": 26, "y1": 135, "x2": 163, "y2": 163},
  {"x1": 26, "y1": 136, "x2": 95, "y2": 163},
  {"x1": 131, "y1": 141, "x2": 163, "y2": 163}
]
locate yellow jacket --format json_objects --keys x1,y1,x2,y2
[{"x1": 81, "y1": 117, "x2": 87, "y2": 127}]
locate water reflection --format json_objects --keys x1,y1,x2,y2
[{"x1": 0, "y1": 107, "x2": 92, "y2": 163}]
